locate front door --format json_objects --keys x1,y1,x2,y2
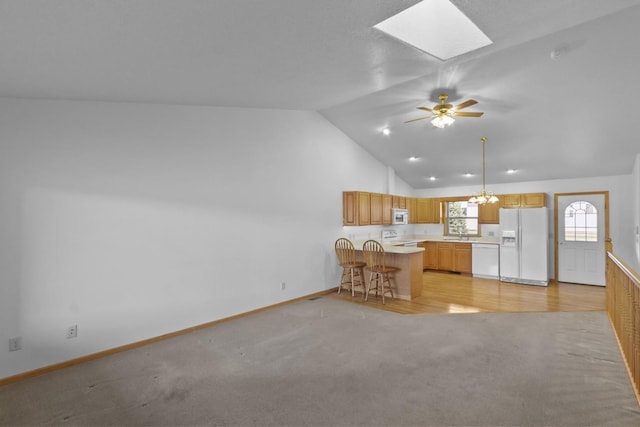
[{"x1": 556, "y1": 193, "x2": 607, "y2": 286}]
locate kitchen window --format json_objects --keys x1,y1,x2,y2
[{"x1": 445, "y1": 201, "x2": 479, "y2": 236}]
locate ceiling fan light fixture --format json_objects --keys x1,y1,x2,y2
[{"x1": 431, "y1": 114, "x2": 454, "y2": 128}]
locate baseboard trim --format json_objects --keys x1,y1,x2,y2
[{"x1": 0, "y1": 288, "x2": 336, "y2": 387}]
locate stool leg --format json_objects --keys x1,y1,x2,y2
[
  {"x1": 365, "y1": 271, "x2": 373, "y2": 302},
  {"x1": 338, "y1": 268, "x2": 347, "y2": 294},
  {"x1": 350, "y1": 268, "x2": 356, "y2": 296}
]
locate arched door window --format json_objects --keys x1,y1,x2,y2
[{"x1": 564, "y1": 201, "x2": 598, "y2": 242}]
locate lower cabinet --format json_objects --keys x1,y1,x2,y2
[
  {"x1": 418, "y1": 241, "x2": 472, "y2": 273},
  {"x1": 419, "y1": 242, "x2": 438, "y2": 270},
  {"x1": 453, "y1": 243, "x2": 472, "y2": 273}
]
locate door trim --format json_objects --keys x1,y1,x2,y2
[{"x1": 553, "y1": 191, "x2": 611, "y2": 284}]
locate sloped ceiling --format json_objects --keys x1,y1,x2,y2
[{"x1": 1, "y1": 0, "x2": 639, "y2": 189}]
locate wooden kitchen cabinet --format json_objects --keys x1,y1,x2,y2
[
  {"x1": 522, "y1": 193, "x2": 547, "y2": 207},
  {"x1": 370, "y1": 192, "x2": 383, "y2": 225},
  {"x1": 500, "y1": 192, "x2": 547, "y2": 208},
  {"x1": 478, "y1": 201, "x2": 500, "y2": 224},
  {"x1": 437, "y1": 243, "x2": 455, "y2": 271},
  {"x1": 382, "y1": 194, "x2": 393, "y2": 225},
  {"x1": 418, "y1": 241, "x2": 438, "y2": 270},
  {"x1": 453, "y1": 243, "x2": 472, "y2": 273},
  {"x1": 392, "y1": 195, "x2": 407, "y2": 209},
  {"x1": 343, "y1": 191, "x2": 371, "y2": 226},
  {"x1": 422, "y1": 242, "x2": 471, "y2": 273},
  {"x1": 416, "y1": 198, "x2": 441, "y2": 224},
  {"x1": 500, "y1": 194, "x2": 522, "y2": 208},
  {"x1": 343, "y1": 191, "x2": 414, "y2": 226},
  {"x1": 407, "y1": 197, "x2": 417, "y2": 224}
]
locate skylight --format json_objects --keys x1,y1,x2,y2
[{"x1": 374, "y1": 0, "x2": 492, "y2": 61}]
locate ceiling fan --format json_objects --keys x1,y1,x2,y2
[{"x1": 405, "y1": 93, "x2": 484, "y2": 128}]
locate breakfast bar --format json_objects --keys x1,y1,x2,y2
[{"x1": 351, "y1": 240, "x2": 424, "y2": 300}]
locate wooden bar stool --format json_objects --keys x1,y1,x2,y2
[
  {"x1": 334, "y1": 238, "x2": 367, "y2": 297},
  {"x1": 362, "y1": 239, "x2": 399, "y2": 304}
]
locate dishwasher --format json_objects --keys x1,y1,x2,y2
[{"x1": 472, "y1": 243, "x2": 499, "y2": 279}]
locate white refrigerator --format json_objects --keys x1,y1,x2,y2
[{"x1": 499, "y1": 207, "x2": 549, "y2": 286}]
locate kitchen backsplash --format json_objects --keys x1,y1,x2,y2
[{"x1": 343, "y1": 223, "x2": 500, "y2": 241}]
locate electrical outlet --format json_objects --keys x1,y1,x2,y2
[
  {"x1": 280, "y1": 282, "x2": 286, "y2": 290},
  {"x1": 67, "y1": 325, "x2": 78, "y2": 339},
  {"x1": 9, "y1": 337, "x2": 22, "y2": 352}
]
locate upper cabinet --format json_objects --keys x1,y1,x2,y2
[
  {"x1": 343, "y1": 191, "x2": 371, "y2": 226},
  {"x1": 416, "y1": 198, "x2": 441, "y2": 224},
  {"x1": 392, "y1": 195, "x2": 407, "y2": 209},
  {"x1": 370, "y1": 192, "x2": 383, "y2": 225},
  {"x1": 382, "y1": 194, "x2": 393, "y2": 225},
  {"x1": 344, "y1": 191, "x2": 547, "y2": 226},
  {"x1": 478, "y1": 201, "x2": 500, "y2": 224},
  {"x1": 500, "y1": 192, "x2": 547, "y2": 208},
  {"x1": 407, "y1": 197, "x2": 417, "y2": 224},
  {"x1": 343, "y1": 191, "x2": 406, "y2": 226}
]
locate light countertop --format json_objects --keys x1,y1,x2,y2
[{"x1": 351, "y1": 235, "x2": 499, "y2": 254}]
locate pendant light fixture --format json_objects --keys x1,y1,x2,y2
[{"x1": 469, "y1": 137, "x2": 498, "y2": 205}]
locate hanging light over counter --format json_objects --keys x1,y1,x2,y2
[{"x1": 469, "y1": 137, "x2": 498, "y2": 205}]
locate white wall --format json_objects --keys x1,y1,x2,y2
[
  {"x1": 2, "y1": 97, "x2": 636, "y2": 380},
  {"x1": 0, "y1": 98, "x2": 399, "y2": 379},
  {"x1": 414, "y1": 174, "x2": 639, "y2": 274}
]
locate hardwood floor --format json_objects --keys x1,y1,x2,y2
[{"x1": 328, "y1": 270, "x2": 606, "y2": 315}]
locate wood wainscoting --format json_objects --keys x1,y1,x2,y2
[{"x1": 606, "y1": 252, "x2": 640, "y2": 405}]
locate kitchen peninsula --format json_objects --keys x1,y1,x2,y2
[
  {"x1": 351, "y1": 240, "x2": 424, "y2": 300},
  {"x1": 350, "y1": 234, "x2": 500, "y2": 301}
]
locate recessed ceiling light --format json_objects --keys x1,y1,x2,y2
[
  {"x1": 428, "y1": 176, "x2": 437, "y2": 181},
  {"x1": 374, "y1": 0, "x2": 493, "y2": 61},
  {"x1": 464, "y1": 173, "x2": 473, "y2": 177},
  {"x1": 381, "y1": 127, "x2": 391, "y2": 136},
  {"x1": 507, "y1": 169, "x2": 517, "y2": 174},
  {"x1": 409, "y1": 156, "x2": 420, "y2": 162}
]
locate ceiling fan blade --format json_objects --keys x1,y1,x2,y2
[
  {"x1": 404, "y1": 116, "x2": 431, "y2": 123},
  {"x1": 454, "y1": 99, "x2": 478, "y2": 110},
  {"x1": 454, "y1": 111, "x2": 484, "y2": 117},
  {"x1": 417, "y1": 107, "x2": 433, "y2": 112}
]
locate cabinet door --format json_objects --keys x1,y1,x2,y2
[
  {"x1": 429, "y1": 198, "x2": 442, "y2": 223},
  {"x1": 500, "y1": 194, "x2": 521, "y2": 208},
  {"x1": 416, "y1": 198, "x2": 431, "y2": 223},
  {"x1": 343, "y1": 192, "x2": 357, "y2": 226},
  {"x1": 398, "y1": 196, "x2": 407, "y2": 209},
  {"x1": 382, "y1": 194, "x2": 393, "y2": 224},
  {"x1": 406, "y1": 197, "x2": 417, "y2": 224},
  {"x1": 370, "y1": 193, "x2": 383, "y2": 225},
  {"x1": 416, "y1": 198, "x2": 441, "y2": 224},
  {"x1": 437, "y1": 243, "x2": 454, "y2": 271},
  {"x1": 478, "y1": 201, "x2": 500, "y2": 224},
  {"x1": 358, "y1": 192, "x2": 371, "y2": 225},
  {"x1": 392, "y1": 195, "x2": 407, "y2": 209},
  {"x1": 522, "y1": 193, "x2": 546, "y2": 207},
  {"x1": 454, "y1": 243, "x2": 472, "y2": 273},
  {"x1": 423, "y1": 242, "x2": 438, "y2": 270}
]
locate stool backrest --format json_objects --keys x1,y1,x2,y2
[
  {"x1": 362, "y1": 239, "x2": 386, "y2": 269},
  {"x1": 335, "y1": 238, "x2": 357, "y2": 265}
]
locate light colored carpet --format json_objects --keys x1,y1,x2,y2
[{"x1": 1, "y1": 296, "x2": 639, "y2": 426}]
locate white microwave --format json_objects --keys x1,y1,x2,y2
[{"x1": 392, "y1": 208, "x2": 409, "y2": 225}]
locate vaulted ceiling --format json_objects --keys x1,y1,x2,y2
[{"x1": 1, "y1": 0, "x2": 639, "y2": 189}]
